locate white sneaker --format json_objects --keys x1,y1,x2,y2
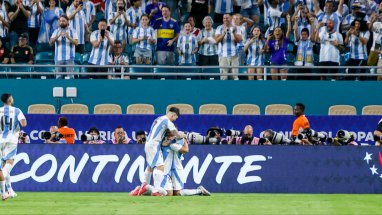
[
  {"x1": 2, "y1": 193, "x2": 9, "y2": 201},
  {"x1": 8, "y1": 190, "x2": 17, "y2": 198},
  {"x1": 198, "y1": 186, "x2": 211, "y2": 196}
]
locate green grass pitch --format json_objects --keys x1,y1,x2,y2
[{"x1": 2, "y1": 193, "x2": 382, "y2": 215}]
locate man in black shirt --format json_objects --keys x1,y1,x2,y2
[
  {"x1": 10, "y1": 33, "x2": 33, "y2": 64},
  {"x1": 8, "y1": 0, "x2": 30, "y2": 48}
]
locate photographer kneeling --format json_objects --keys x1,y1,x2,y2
[
  {"x1": 43, "y1": 126, "x2": 67, "y2": 144},
  {"x1": 227, "y1": 125, "x2": 259, "y2": 145},
  {"x1": 112, "y1": 126, "x2": 132, "y2": 144},
  {"x1": 135, "y1": 130, "x2": 147, "y2": 144},
  {"x1": 259, "y1": 129, "x2": 292, "y2": 145},
  {"x1": 81, "y1": 127, "x2": 105, "y2": 144},
  {"x1": 295, "y1": 128, "x2": 327, "y2": 145},
  {"x1": 327, "y1": 130, "x2": 358, "y2": 146}
]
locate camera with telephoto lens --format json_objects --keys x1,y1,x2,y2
[
  {"x1": 304, "y1": 128, "x2": 327, "y2": 141},
  {"x1": 328, "y1": 130, "x2": 354, "y2": 145},
  {"x1": 40, "y1": 131, "x2": 63, "y2": 140},
  {"x1": 226, "y1": 129, "x2": 242, "y2": 136},
  {"x1": 374, "y1": 135, "x2": 382, "y2": 141},
  {"x1": 186, "y1": 132, "x2": 219, "y2": 144},
  {"x1": 259, "y1": 129, "x2": 292, "y2": 145},
  {"x1": 81, "y1": 134, "x2": 100, "y2": 141}
]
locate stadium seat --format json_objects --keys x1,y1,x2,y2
[
  {"x1": 127, "y1": 104, "x2": 155, "y2": 114},
  {"x1": 61, "y1": 104, "x2": 89, "y2": 114},
  {"x1": 362, "y1": 105, "x2": 382, "y2": 115},
  {"x1": 199, "y1": 104, "x2": 227, "y2": 115},
  {"x1": 35, "y1": 52, "x2": 55, "y2": 62},
  {"x1": 10, "y1": 63, "x2": 32, "y2": 79},
  {"x1": 166, "y1": 104, "x2": 194, "y2": 114},
  {"x1": 328, "y1": 105, "x2": 357, "y2": 115},
  {"x1": 153, "y1": 65, "x2": 178, "y2": 79},
  {"x1": 232, "y1": 104, "x2": 260, "y2": 115},
  {"x1": 94, "y1": 104, "x2": 122, "y2": 114},
  {"x1": 265, "y1": 104, "x2": 293, "y2": 115},
  {"x1": 28, "y1": 104, "x2": 56, "y2": 114},
  {"x1": 36, "y1": 43, "x2": 54, "y2": 52}
]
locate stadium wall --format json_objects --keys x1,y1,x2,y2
[
  {"x1": 3, "y1": 80, "x2": 382, "y2": 115},
  {"x1": 12, "y1": 145, "x2": 382, "y2": 193}
]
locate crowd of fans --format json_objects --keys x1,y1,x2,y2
[{"x1": 0, "y1": 0, "x2": 381, "y2": 80}]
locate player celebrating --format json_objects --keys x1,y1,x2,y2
[
  {"x1": 138, "y1": 107, "x2": 185, "y2": 196},
  {"x1": 0, "y1": 93, "x2": 27, "y2": 200}
]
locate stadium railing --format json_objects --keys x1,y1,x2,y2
[{"x1": 0, "y1": 64, "x2": 381, "y2": 79}]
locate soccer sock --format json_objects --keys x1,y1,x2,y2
[
  {"x1": 0, "y1": 181, "x2": 5, "y2": 195},
  {"x1": 144, "y1": 170, "x2": 152, "y2": 185},
  {"x1": 180, "y1": 189, "x2": 201, "y2": 196},
  {"x1": 3, "y1": 164, "x2": 12, "y2": 191},
  {"x1": 153, "y1": 168, "x2": 167, "y2": 196}
]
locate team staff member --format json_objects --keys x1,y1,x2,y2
[
  {"x1": 57, "y1": 116, "x2": 76, "y2": 144},
  {"x1": 291, "y1": 103, "x2": 310, "y2": 139},
  {"x1": 153, "y1": 5, "x2": 180, "y2": 65}
]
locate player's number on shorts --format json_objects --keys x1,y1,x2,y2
[{"x1": 1, "y1": 116, "x2": 12, "y2": 131}]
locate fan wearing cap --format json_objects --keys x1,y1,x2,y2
[
  {"x1": 10, "y1": 33, "x2": 33, "y2": 64},
  {"x1": 341, "y1": 2, "x2": 370, "y2": 36}
]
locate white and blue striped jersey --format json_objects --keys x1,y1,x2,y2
[
  {"x1": 216, "y1": 25, "x2": 242, "y2": 57},
  {"x1": 132, "y1": 26, "x2": 155, "y2": 50},
  {"x1": 110, "y1": 12, "x2": 128, "y2": 41},
  {"x1": 264, "y1": 0, "x2": 284, "y2": 27},
  {"x1": 0, "y1": 9, "x2": 8, "y2": 37},
  {"x1": 296, "y1": 17, "x2": 314, "y2": 39},
  {"x1": 197, "y1": 28, "x2": 218, "y2": 56},
  {"x1": 237, "y1": 25, "x2": 246, "y2": 49},
  {"x1": 105, "y1": 0, "x2": 116, "y2": 26},
  {"x1": 367, "y1": 0, "x2": 377, "y2": 16},
  {"x1": 318, "y1": 29, "x2": 343, "y2": 63},
  {"x1": 177, "y1": 34, "x2": 198, "y2": 64},
  {"x1": 349, "y1": 31, "x2": 369, "y2": 60},
  {"x1": 293, "y1": 0, "x2": 314, "y2": 14},
  {"x1": 140, "y1": 0, "x2": 151, "y2": 11},
  {"x1": 371, "y1": 22, "x2": 382, "y2": 51},
  {"x1": 246, "y1": 39, "x2": 264, "y2": 66},
  {"x1": 82, "y1": 0, "x2": 96, "y2": 24},
  {"x1": 28, "y1": 2, "x2": 43, "y2": 28},
  {"x1": 0, "y1": 105, "x2": 26, "y2": 144},
  {"x1": 126, "y1": 7, "x2": 144, "y2": 35},
  {"x1": 51, "y1": 27, "x2": 78, "y2": 61},
  {"x1": 316, "y1": 10, "x2": 342, "y2": 33},
  {"x1": 214, "y1": 0, "x2": 233, "y2": 14},
  {"x1": 163, "y1": 138, "x2": 185, "y2": 174},
  {"x1": 146, "y1": 115, "x2": 177, "y2": 147},
  {"x1": 88, "y1": 30, "x2": 115, "y2": 65},
  {"x1": 267, "y1": 6, "x2": 283, "y2": 31},
  {"x1": 67, "y1": 5, "x2": 87, "y2": 45}
]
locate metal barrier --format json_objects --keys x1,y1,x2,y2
[{"x1": 1, "y1": 64, "x2": 381, "y2": 80}]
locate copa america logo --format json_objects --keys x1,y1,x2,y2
[{"x1": 364, "y1": 152, "x2": 382, "y2": 179}]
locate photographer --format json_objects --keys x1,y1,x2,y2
[
  {"x1": 82, "y1": 127, "x2": 105, "y2": 144},
  {"x1": 135, "y1": 130, "x2": 147, "y2": 144},
  {"x1": 18, "y1": 130, "x2": 30, "y2": 144},
  {"x1": 227, "y1": 125, "x2": 259, "y2": 145},
  {"x1": 205, "y1": 127, "x2": 227, "y2": 144},
  {"x1": 328, "y1": 130, "x2": 358, "y2": 146},
  {"x1": 374, "y1": 119, "x2": 382, "y2": 146},
  {"x1": 259, "y1": 129, "x2": 291, "y2": 145},
  {"x1": 44, "y1": 126, "x2": 67, "y2": 144},
  {"x1": 57, "y1": 116, "x2": 76, "y2": 144},
  {"x1": 112, "y1": 126, "x2": 131, "y2": 144},
  {"x1": 296, "y1": 128, "x2": 327, "y2": 145}
]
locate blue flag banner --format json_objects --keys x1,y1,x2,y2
[
  {"x1": 23, "y1": 114, "x2": 381, "y2": 145},
  {"x1": 12, "y1": 145, "x2": 382, "y2": 193}
]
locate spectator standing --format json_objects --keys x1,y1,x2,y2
[
  {"x1": 8, "y1": 0, "x2": 30, "y2": 48},
  {"x1": 38, "y1": 0, "x2": 63, "y2": 43},
  {"x1": 67, "y1": 0, "x2": 87, "y2": 53},
  {"x1": 244, "y1": 26, "x2": 265, "y2": 80},
  {"x1": 177, "y1": 22, "x2": 198, "y2": 65},
  {"x1": 211, "y1": 0, "x2": 233, "y2": 24},
  {"x1": 197, "y1": 16, "x2": 218, "y2": 66},
  {"x1": 82, "y1": 0, "x2": 96, "y2": 42},
  {"x1": 88, "y1": 18, "x2": 115, "y2": 79},
  {"x1": 127, "y1": 0, "x2": 144, "y2": 43},
  {"x1": 0, "y1": 0, "x2": 10, "y2": 45},
  {"x1": 109, "y1": 0, "x2": 128, "y2": 48},
  {"x1": 27, "y1": 0, "x2": 43, "y2": 46},
  {"x1": 49, "y1": 15, "x2": 78, "y2": 79},
  {"x1": 187, "y1": 16, "x2": 200, "y2": 37},
  {"x1": 132, "y1": 14, "x2": 156, "y2": 65},
  {"x1": 189, "y1": 0, "x2": 209, "y2": 29},
  {"x1": 314, "y1": 0, "x2": 343, "y2": 33},
  {"x1": 215, "y1": 14, "x2": 242, "y2": 80},
  {"x1": 153, "y1": 5, "x2": 180, "y2": 65},
  {"x1": 146, "y1": 0, "x2": 166, "y2": 25}
]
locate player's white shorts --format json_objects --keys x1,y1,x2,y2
[
  {"x1": 0, "y1": 142, "x2": 18, "y2": 169},
  {"x1": 144, "y1": 143, "x2": 164, "y2": 168},
  {"x1": 164, "y1": 169, "x2": 184, "y2": 191}
]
